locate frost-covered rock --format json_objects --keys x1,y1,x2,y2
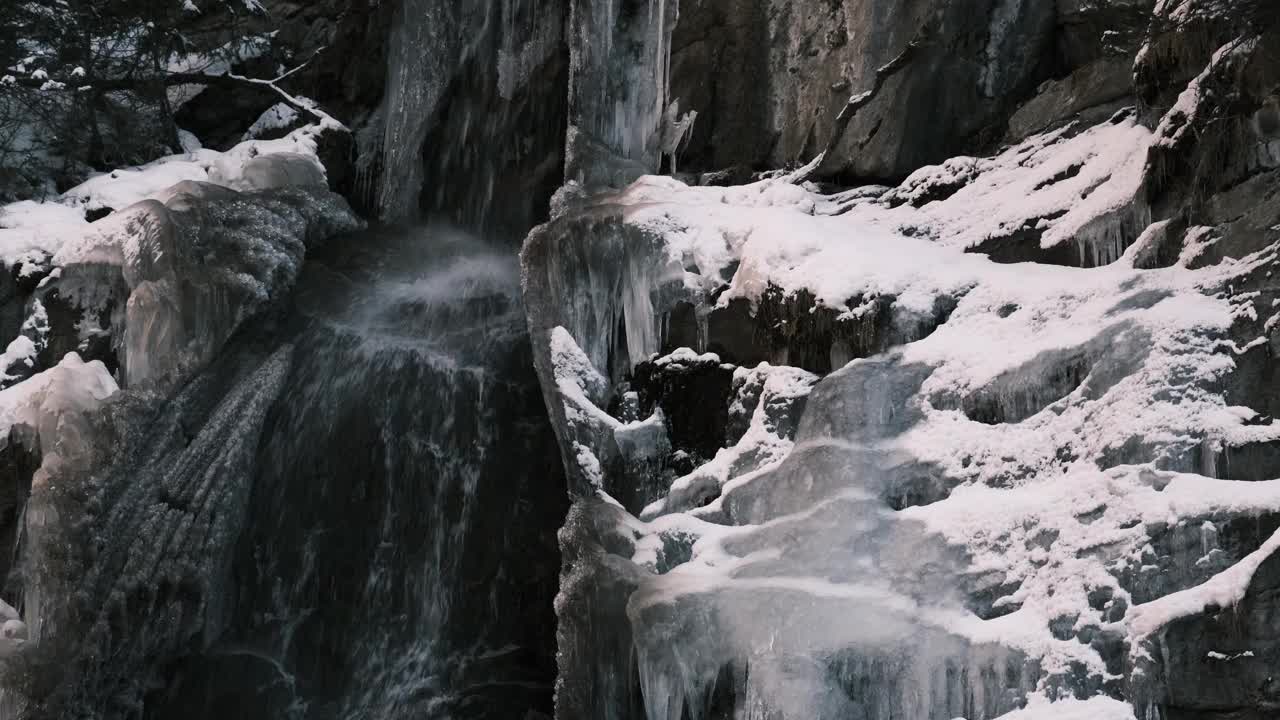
[
  {"x1": 5, "y1": 167, "x2": 362, "y2": 389},
  {"x1": 566, "y1": 0, "x2": 681, "y2": 187},
  {"x1": 526, "y1": 61, "x2": 1280, "y2": 715},
  {"x1": 0, "y1": 352, "x2": 118, "y2": 469},
  {"x1": 0, "y1": 128, "x2": 367, "y2": 716}
]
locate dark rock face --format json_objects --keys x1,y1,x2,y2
[
  {"x1": 1141, "y1": 16, "x2": 1280, "y2": 263},
  {"x1": 626, "y1": 352, "x2": 735, "y2": 462},
  {"x1": 667, "y1": 0, "x2": 1176, "y2": 181},
  {"x1": 179, "y1": 0, "x2": 394, "y2": 155},
  {"x1": 670, "y1": 0, "x2": 1059, "y2": 179},
  {"x1": 1133, "y1": 543, "x2": 1280, "y2": 719},
  {"x1": 370, "y1": 0, "x2": 572, "y2": 229}
]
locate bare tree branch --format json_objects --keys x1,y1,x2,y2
[{"x1": 7, "y1": 48, "x2": 345, "y2": 130}]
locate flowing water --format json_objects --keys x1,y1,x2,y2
[{"x1": 147, "y1": 226, "x2": 566, "y2": 720}]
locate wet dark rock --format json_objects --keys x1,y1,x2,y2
[
  {"x1": 712, "y1": 285, "x2": 955, "y2": 375},
  {"x1": 173, "y1": 78, "x2": 282, "y2": 152},
  {"x1": 0, "y1": 256, "x2": 53, "y2": 360},
  {"x1": 959, "y1": 350, "x2": 1092, "y2": 425},
  {"x1": 0, "y1": 429, "x2": 38, "y2": 601},
  {"x1": 83, "y1": 207, "x2": 114, "y2": 223},
  {"x1": 1134, "y1": 0, "x2": 1279, "y2": 110},
  {"x1": 0, "y1": 273, "x2": 25, "y2": 353},
  {"x1": 1134, "y1": 543, "x2": 1280, "y2": 719},
  {"x1": 1004, "y1": 58, "x2": 1135, "y2": 142},
  {"x1": 697, "y1": 166, "x2": 755, "y2": 187},
  {"x1": 1124, "y1": 513, "x2": 1280, "y2": 606},
  {"x1": 669, "y1": 0, "x2": 1059, "y2": 181},
  {"x1": 1207, "y1": 439, "x2": 1280, "y2": 482},
  {"x1": 967, "y1": 211, "x2": 1079, "y2": 266},
  {"x1": 554, "y1": 499, "x2": 648, "y2": 720},
  {"x1": 1055, "y1": 0, "x2": 1154, "y2": 72},
  {"x1": 33, "y1": 282, "x2": 123, "y2": 377},
  {"x1": 1142, "y1": 22, "x2": 1280, "y2": 228},
  {"x1": 627, "y1": 350, "x2": 735, "y2": 463}
]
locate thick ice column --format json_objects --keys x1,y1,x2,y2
[
  {"x1": 566, "y1": 0, "x2": 681, "y2": 187},
  {"x1": 377, "y1": 0, "x2": 462, "y2": 221}
]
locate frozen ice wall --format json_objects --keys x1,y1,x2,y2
[
  {"x1": 377, "y1": 0, "x2": 465, "y2": 221},
  {"x1": 374, "y1": 0, "x2": 690, "y2": 222},
  {"x1": 374, "y1": 0, "x2": 570, "y2": 234},
  {"x1": 566, "y1": 0, "x2": 685, "y2": 187}
]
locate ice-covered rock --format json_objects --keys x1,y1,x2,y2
[
  {"x1": 367, "y1": 0, "x2": 571, "y2": 230},
  {"x1": 0, "y1": 352, "x2": 118, "y2": 466},
  {"x1": 0, "y1": 135, "x2": 366, "y2": 716},
  {"x1": 526, "y1": 47, "x2": 1280, "y2": 714},
  {"x1": 6, "y1": 346, "x2": 297, "y2": 719},
  {"x1": 36, "y1": 184, "x2": 361, "y2": 388},
  {"x1": 566, "y1": 0, "x2": 682, "y2": 187}
]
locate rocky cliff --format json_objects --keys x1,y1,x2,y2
[
  {"x1": 0, "y1": 0, "x2": 1278, "y2": 718},
  {"x1": 523, "y1": 1, "x2": 1280, "y2": 719}
]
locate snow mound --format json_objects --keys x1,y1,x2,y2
[
  {"x1": 0, "y1": 124, "x2": 334, "y2": 269},
  {"x1": 0, "y1": 352, "x2": 118, "y2": 466}
]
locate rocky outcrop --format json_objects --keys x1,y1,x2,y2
[
  {"x1": 0, "y1": 175, "x2": 362, "y2": 717},
  {"x1": 669, "y1": 0, "x2": 1160, "y2": 180},
  {"x1": 523, "y1": 3, "x2": 1280, "y2": 719}
]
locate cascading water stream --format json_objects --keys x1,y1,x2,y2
[
  {"x1": 150, "y1": 226, "x2": 566, "y2": 720},
  {"x1": 0, "y1": 0, "x2": 682, "y2": 715}
]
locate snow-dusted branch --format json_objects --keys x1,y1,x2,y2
[{"x1": 225, "y1": 49, "x2": 345, "y2": 130}]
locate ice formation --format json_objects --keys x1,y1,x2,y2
[
  {"x1": 3, "y1": 0, "x2": 1279, "y2": 717},
  {"x1": 0, "y1": 121, "x2": 371, "y2": 716},
  {"x1": 525, "y1": 97, "x2": 1280, "y2": 718}
]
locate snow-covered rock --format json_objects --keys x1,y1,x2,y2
[{"x1": 526, "y1": 75, "x2": 1280, "y2": 717}]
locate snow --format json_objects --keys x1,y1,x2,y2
[
  {"x1": 63, "y1": 158, "x2": 211, "y2": 213},
  {"x1": 612, "y1": 116, "x2": 1156, "y2": 321},
  {"x1": 0, "y1": 352, "x2": 118, "y2": 461},
  {"x1": 0, "y1": 200, "x2": 85, "y2": 267},
  {"x1": 0, "y1": 598, "x2": 25, "y2": 659},
  {"x1": 993, "y1": 695, "x2": 1136, "y2": 720},
  {"x1": 0, "y1": 125, "x2": 331, "y2": 266},
  {"x1": 550, "y1": 325, "x2": 616, "y2": 424},
  {"x1": 244, "y1": 102, "x2": 300, "y2": 140},
  {"x1": 1206, "y1": 650, "x2": 1255, "y2": 661},
  {"x1": 64, "y1": 128, "x2": 327, "y2": 211},
  {"x1": 0, "y1": 336, "x2": 37, "y2": 386},
  {"x1": 653, "y1": 347, "x2": 720, "y2": 367},
  {"x1": 534, "y1": 110, "x2": 1280, "y2": 718}
]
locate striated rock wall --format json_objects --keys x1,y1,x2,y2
[{"x1": 669, "y1": 0, "x2": 1158, "y2": 180}]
